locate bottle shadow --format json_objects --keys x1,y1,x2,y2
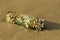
[{"x1": 44, "y1": 21, "x2": 60, "y2": 30}]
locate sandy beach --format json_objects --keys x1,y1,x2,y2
[{"x1": 0, "y1": 0, "x2": 60, "y2": 40}]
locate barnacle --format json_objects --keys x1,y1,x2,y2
[{"x1": 6, "y1": 11, "x2": 45, "y2": 31}]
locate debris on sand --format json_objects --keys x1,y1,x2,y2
[{"x1": 6, "y1": 11, "x2": 45, "y2": 31}]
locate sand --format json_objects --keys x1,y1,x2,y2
[{"x1": 0, "y1": 0, "x2": 60, "y2": 40}]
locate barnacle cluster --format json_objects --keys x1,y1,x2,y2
[{"x1": 6, "y1": 11, "x2": 45, "y2": 31}]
